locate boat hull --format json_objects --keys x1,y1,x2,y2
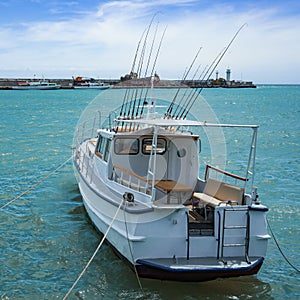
[
  {"x1": 81, "y1": 190, "x2": 265, "y2": 282},
  {"x1": 136, "y1": 257, "x2": 264, "y2": 282},
  {"x1": 73, "y1": 85, "x2": 111, "y2": 90},
  {"x1": 74, "y1": 157, "x2": 267, "y2": 282},
  {"x1": 11, "y1": 85, "x2": 61, "y2": 90}
]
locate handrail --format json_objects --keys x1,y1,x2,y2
[
  {"x1": 113, "y1": 164, "x2": 149, "y2": 194},
  {"x1": 114, "y1": 164, "x2": 146, "y2": 182},
  {"x1": 74, "y1": 110, "x2": 112, "y2": 149},
  {"x1": 205, "y1": 164, "x2": 248, "y2": 182},
  {"x1": 217, "y1": 210, "x2": 221, "y2": 259},
  {"x1": 113, "y1": 165, "x2": 191, "y2": 192},
  {"x1": 186, "y1": 211, "x2": 190, "y2": 260}
]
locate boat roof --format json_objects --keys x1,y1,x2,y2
[{"x1": 117, "y1": 118, "x2": 259, "y2": 129}]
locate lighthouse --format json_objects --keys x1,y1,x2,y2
[{"x1": 226, "y1": 68, "x2": 231, "y2": 82}]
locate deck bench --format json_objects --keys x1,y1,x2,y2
[{"x1": 193, "y1": 178, "x2": 244, "y2": 208}]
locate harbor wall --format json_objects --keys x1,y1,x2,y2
[{"x1": 0, "y1": 78, "x2": 256, "y2": 89}]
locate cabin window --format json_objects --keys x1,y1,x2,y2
[
  {"x1": 142, "y1": 138, "x2": 167, "y2": 155},
  {"x1": 104, "y1": 139, "x2": 111, "y2": 162},
  {"x1": 114, "y1": 138, "x2": 139, "y2": 155},
  {"x1": 95, "y1": 136, "x2": 106, "y2": 158}
]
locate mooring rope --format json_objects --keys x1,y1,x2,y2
[
  {"x1": 123, "y1": 201, "x2": 144, "y2": 294},
  {"x1": 267, "y1": 217, "x2": 300, "y2": 273},
  {"x1": 63, "y1": 199, "x2": 124, "y2": 300},
  {"x1": 0, "y1": 156, "x2": 73, "y2": 211}
]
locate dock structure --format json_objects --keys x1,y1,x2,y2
[{"x1": 184, "y1": 79, "x2": 256, "y2": 88}]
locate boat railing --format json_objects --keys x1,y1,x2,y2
[
  {"x1": 203, "y1": 126, "x2": 258, "y2": 196},
  {"x1": 202, "y1": 164, "x2": 247, "y2": 205},
  {"x1": 75, "y1": 110, "x2": 117, "y2": 145},
  {"x1": 112, "y1": 164, "x2": 151, "y2": 195},
  {"x1": 112, "y1": 164, "x2": 193, "y2": 204},
  {"x1": 107, "y1": 110, "x2": 118, "y2": 130},
  {"x1": 74, "y1": 116, "x2": 99, "y2": 149},
  {"x1": 75, "y1": 140, "x2": 95, "y2": 184},
  {"x1": 205, "y1": 164, "x2": 248, "y2": 185},
  {"x1": 74, "y1": 110, "x2": 119, "y2": 148},
  {"x1": 203, "y1": 127, "x2": 258, "y2": 195}
]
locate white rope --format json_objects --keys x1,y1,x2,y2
[
  {"x1": 63, "y1": 199, "x2": 124, "y2": 300},
  {"x1": 123, "y1": 201, "x2": 144, "y2": 294},
  {"x1": 267, "y1": 217, "x2": 300, "y2": 273},
  {"x1": 0, "y1": 156, "x2": 73, "y2": 210}
]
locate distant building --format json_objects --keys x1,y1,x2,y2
[
  {"x1": 226, "y1": 68, "x2": 231, "y2": 82},
  {"x1": 120, "y1": 71, "x2": 138, "y2": 81}
]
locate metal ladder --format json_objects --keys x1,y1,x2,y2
[{"x1": 220, "y1": 207, "x2": 250, "y2": 264}]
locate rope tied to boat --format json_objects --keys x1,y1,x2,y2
[
  {"x1": 0, "y1": 156, "x2": 72, "y2": 210},
  {"x1": 267, "y1": 217, "x2": 300, "y2": 273},
  {"x1": 123, "y1": 200, "x2": 144, "y2": 295},
  {"x1": 63, "y1": 198, "x2": 124, "y2": 300}
]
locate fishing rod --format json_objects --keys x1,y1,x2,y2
[
  {"x1": 126, "y1": 15, "x2": 157, "y2": 122},
  {"x1": 164, "y1": 67, "x2": 189, "y2": 118},
  {"x1": 133, "y1": 21, "x2": 160, "y2": 120},
  {"x1": 118, "y1": 29, "x2": 147, "y2": 120},
  {"x1": 139, "y1": 25, "x2": 167, "y2": 118},
  {"x1": 170, "y1": 63, "x2": 204, "y2": 119},
  {"x1": 149, "y1": 26, "x2": 167, "y2": 88},
  {"x1": 180, "y1": 23, "x2": 247, "y2": 119},
  {"x1": 135, "y1": 13, "x2": 162, "y2": 120},
  {"x1": 165, "y1": 46, "x2": 202, "y2": 118},
  {"x1": 144, "y1": 21, "x2": 159, "y2": 78},
  {"x1": 119, "y1": 16, "x2": 158, "y2": 132},
  {"x1": 119, "y1": 85, "x2": 128, "y2": 120},
  {"x1": 163, "y1": 67, "x2": 188, "y2": 118},
  {"x1": 130, "y1": 28, "x2": 147, "y2": 79},
  {"x1": 118, "y1": 88, "x2": 134, "y2": 132},
  {"x1": 175, "y1": 48, "x2": 225, "y2": 119},
  {"x1": 136, "y1": 15, "x2": 156, "y2": 80}
]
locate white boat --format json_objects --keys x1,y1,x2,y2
[
  {"x1": 73, "y1": 114, "x2": 269, "y2": 281},
  {"x1": 12, "y1": 80, "x2": 61, "y2": 90},
  {"x1": 73, "y1": 82, "x2": 111, "y2": 90},
  {"x1": 73, "y1": 77, "x2": 111, "y2": 90},
  {"x1": 73, "y1": 27, "x2": 270, "y2": 282}
]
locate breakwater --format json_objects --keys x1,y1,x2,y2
[{"x1": 0, "y1": 78, "x2": 256, "y2": 89}]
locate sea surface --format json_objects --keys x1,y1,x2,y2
[{"x1": 0, "y1": 86, "x2": 299, "y2": 299}]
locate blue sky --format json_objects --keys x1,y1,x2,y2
[{"x1": 0, "y1": 0, "x2": 299, "y2": 83}]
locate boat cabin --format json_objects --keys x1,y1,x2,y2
[{"x1": 94, "y1": 126, "x2": 199, "y2": 205}]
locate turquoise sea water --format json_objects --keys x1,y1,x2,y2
[{"x1": 0, "y1": 86, "x2": 299, "y2": 299}]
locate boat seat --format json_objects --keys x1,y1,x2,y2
[
  {"x1": 193, "y1": 192, "x2": 223, "y2": 207},
  {"x1": 193, "y1": 178, "x2": 244, "y2": 208}
]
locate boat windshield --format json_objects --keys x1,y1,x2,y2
[
  {"x1": 114, "y1": 138, "x2": 139, "y2": 155},
  {"x1": 142, "y1": 138, "x2": 167, "y2": 154}
]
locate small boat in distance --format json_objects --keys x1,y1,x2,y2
[
  {"x1": 73, "y1": 23, "x2": 269, "y2": 282},
  {"x1": 12, "y1": 79, "x2": 61, "y2": 90},
  {"x1": 73, "y1": 76, "x2": 111, "y2": 90}
]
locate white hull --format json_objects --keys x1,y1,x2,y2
[
  {"x1": 12, "y1": 84, "x2": 61, "y2": 90},
  {"x1": 73, "y1": 85, "x2": 111, "y2": 90}
]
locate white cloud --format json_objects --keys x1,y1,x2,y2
[{"x1": 0, "y1": 0, "x2": 299, "y2": 83}]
